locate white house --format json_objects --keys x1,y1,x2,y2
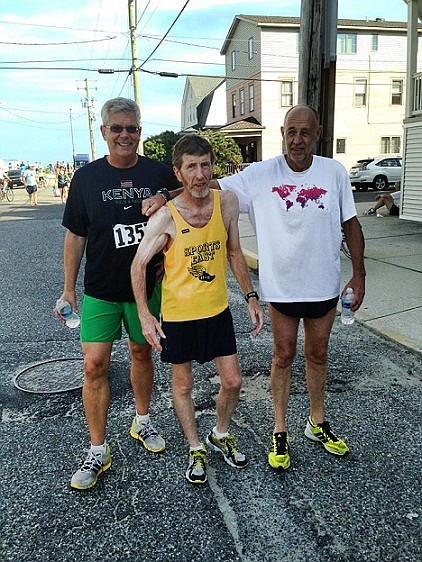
[
  {"x1": 180, "y1": 76, "x2": 226, "y2": 132},
  {"x1": 219, "y1": 15, "x2": 422, "y2": 171},
  {"x1": 402, "y1": 0, "x2": 422, "y2": 222}
]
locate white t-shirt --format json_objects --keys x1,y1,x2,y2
[
  {"x1": 392, "y1": 190, "x2": 401, "y2": 207},
  {"x1": 219, "y1": 155, "x2": 357, "y2": 302}
]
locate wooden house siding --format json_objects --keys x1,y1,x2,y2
[{"x1": 402, "y1": 119, "x2": 422, "y2": 221}]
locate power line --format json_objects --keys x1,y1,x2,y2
[
  {"x1": 0, "y1": 37, "x2": 116, "y2": 46},
  {"x1": 139, "y1": 0, "x2": 191, "y2": 69}
]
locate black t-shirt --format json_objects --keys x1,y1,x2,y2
[{"x1": 62, "y1": 155, "x2": 180, "y2": 302}]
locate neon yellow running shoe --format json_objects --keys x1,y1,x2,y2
[
  {"x1": 304, "y1": 417, "x2": 349, "y2": 456},
  {"x1": 186, "y1": 445, "x2": 208, "y2": 484},
  {"x1": 268, "y1": 432, "x2": 291, "y2": 470}
]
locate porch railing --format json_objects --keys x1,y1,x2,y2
[
  {"x1": 224, "y1": 163, "x2": 251, "y2": 176},
  {"x1": 412, "y1": 71, "x2": 422, "y2": 116}
]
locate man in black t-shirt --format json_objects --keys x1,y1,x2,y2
[{"x1": 55, "y1": 97, "x2": 179, "y2": 490}]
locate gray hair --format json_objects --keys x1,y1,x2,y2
[{"x1": 101, "y1": 97, "x2": 141, "y2": 125}]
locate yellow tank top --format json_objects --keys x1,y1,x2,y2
[{"x1": 162, "y1": 189, "x2": 228, "y2": 321}]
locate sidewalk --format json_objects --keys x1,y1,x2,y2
[{"x1": 238, "y1": 202, "x2": 422, "y2": 355}]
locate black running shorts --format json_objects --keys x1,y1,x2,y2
[
  {"x1": 160, "y1": 307, "x2": 237, "y2": 365},
  {"x1": 270, "y1": 296, "x2": 339, "y2": 319}
]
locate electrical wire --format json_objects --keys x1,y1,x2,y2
[
  {"x1": 0, "y1": 37, "x2": 116, "y2": 46},
  {"x1": 139, "y1": 0, "x2": 191, "y2": 69},
  {"x1": 137, "y1": 0, "x2": 153, "y2": 26}
]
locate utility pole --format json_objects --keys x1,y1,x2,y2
[
  {"x1": 298, "y1": 0, "x2": 338, "y2": 157},
  {"x1": 78, "y1": 78, "x2": 97, "y2": 161},
  {"x1": 128, "y1": 0, "x2": 144, "y2": 154}
]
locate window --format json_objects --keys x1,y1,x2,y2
[
  {"x1": 337, "y1": 33, "x2": 357, "y2": 54},
  {"x1": 231, "y1": 50, "x2": 236, "y2": 71},
  {"x1": 371, "y1": 34, "x2": 378, "y2": 52},
  {"x1": 391, "y1": 80, "x2": 403, "y2": 105},
  {"x1": 380, "y1": 137, "x2": 401, "y2": 154},
  {"x1": 336, "y1": 138, "x2": 346, "y2": 154},
  {"x1": 239, "y1": 89, "x2": 245, "y2": 115},
  {"x1": 281, "y1": 80, "x2": 293, "y2": 107},
  {"x1": 231, "y1": 92, "x2": 236, "y2": 118},
  {"x1": 354, "y1": 78, "x2": 367, "y2": 107},
  {"x1": 248, "y1": 37, "x2": 254, "y2": 60},
  {"x1": 249, "y1": 84, "x2": 254, "y2": 112}
]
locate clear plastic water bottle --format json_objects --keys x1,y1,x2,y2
[
  {"x1": 341, "y1": 288, "x2": 355, "y2": 325},
  {"x1": 56, "y1": 300, "x2": 80, "y2": 328}
]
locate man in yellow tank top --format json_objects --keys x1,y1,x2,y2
[{"x1": 131, "y1": 135, "x2": 264, "y2": 484}]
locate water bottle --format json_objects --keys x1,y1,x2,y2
[
  {"x1": 56, "y1": 299, "x2": 80, "y2": 328},
  {"x1": 341, "y1": 288, "x2": 355, "y2": 325}
]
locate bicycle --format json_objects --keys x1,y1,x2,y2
[{"x1": 0, "y1": 183, "x2": 14, "y2": 202}]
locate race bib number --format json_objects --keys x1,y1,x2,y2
[{"x1": 113, "y1": 222, "x2": 147, "y2": 248}]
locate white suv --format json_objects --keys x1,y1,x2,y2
[{"x1": 349, "y1": 156, "x2": 402, "y2": 191}]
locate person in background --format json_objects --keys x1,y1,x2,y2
[
  {"x1": 131, "y1": 134, "x2": 264, "y2": 485},
  {"x1": 364, "y1": 181, "x2": 401, "y2": 216},
  {"x1": 21, "y1": 163, "x2": 39, "y2": 205},
  {"x1": 55, "y1": 164, "x2": 70, "y2": 204},
  {"x1": 56, "y1": 97, "x2": 180, "y2": 490}
]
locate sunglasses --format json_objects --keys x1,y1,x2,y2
[{"x1": 104, "y1": 125, "x2": 141, "y2": 134}]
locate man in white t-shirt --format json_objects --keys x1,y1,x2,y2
[
  {"x1": 141, "y1": 105, "x2": 366, "y2": 471},
  {"x1": 217, "y1": 105, "x2": 366, "y2": 470}
]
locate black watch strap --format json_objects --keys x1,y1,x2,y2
[
  {"x1": 244, "y1": 291, "x2": 259, "y2": 302},
  {"x1": 156, "y1": 188, "x2": 171, "y2": 202}
]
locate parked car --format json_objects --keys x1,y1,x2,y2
[
  {"x1": 7, "y1": 168, "x2": 24, "y2": 188},
  {"x1": 349, "y1": 156, "x2": 402, "y2": 191}
]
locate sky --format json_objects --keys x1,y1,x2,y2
[{"x1": 0, "y1": 0, "x2": 409, "y2": 166}]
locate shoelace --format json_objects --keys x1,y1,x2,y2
[
  {"x1": 273, "y1": 433, "x2": 288, "y2": 455},
  {"x1": 316, "y1": 421, "x2": 338, "y2": 443},
  {"x1": 137, "y1": 423, "x2": 159, "y2": 440},
  {"x1": 222, "y1": 435, "x2": 245, "y2": 461},
  {"x1": 191, "y1": 450, "x2": 207, "y2": 470},
  {"x1": 80, "y1": 450, "x2": 103, "y2": 473}
]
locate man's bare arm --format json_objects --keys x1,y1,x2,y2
[
  {"x1": 342, "y1": 216, "x2": 366, "y2": 311},
  {"x1": 142, "y1": 187, "x2": 183, "y2": 216},
  {"x1": 131, "y1": 207, "x2": 173, "y2": 350},
  {"x1": 54, "y1": 231, "x2": 86, "y2": 322},
  {"x1": 143, "y1": 180, "x2": 222, "y2": 217},
  {"x1": 222, "y1": 190, "x2": 264, "y2": 336},
  {"x1": 62, "y1": 231, "x2": 86, "y2": 309}
]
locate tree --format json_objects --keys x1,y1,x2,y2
[
  {"x1": 144, "y1": 130, "x2": 180, "y2": 167},
  {"x1": 144, "y1": 129, "x2": 242, "y2": 178},
  {"x1": 198, "y1": 130, "x2": 242, "y2": 178}
]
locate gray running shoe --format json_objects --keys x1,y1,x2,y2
[
  {"x1": 130, "y1": 418, "x2": 165, "y2": 452},
  {"x1": 70, "y1": 445, "x2": 111, "y2": 490},
  {"x1": 186, "y1": 444, "x2": 208, "y2": 484}
]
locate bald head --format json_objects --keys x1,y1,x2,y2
[{"x1": 281, "y1": 105, "x2": 322, "y2": 172}]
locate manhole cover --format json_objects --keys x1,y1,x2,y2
[{"x1": 13, "y1": 358, "x2": 84, "y2": 394}]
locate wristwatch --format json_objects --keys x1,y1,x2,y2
[
  {"x1": 156, "y1": 188, "x2": 171, "y2": 202},
  {"x1": 244, "y1": 291, "x2": 259, "y2": 302}
]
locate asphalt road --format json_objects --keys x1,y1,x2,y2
[{"x1": 0, "y1": 192, "x2": 420, "y2": 562}]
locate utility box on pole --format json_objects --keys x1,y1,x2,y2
[{"x1": 298, "y1": 0, "x2": 338, "y2": 157}]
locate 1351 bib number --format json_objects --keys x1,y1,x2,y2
[{"x1": 113, "y1": 222, "x2": 147, "y2": 248}]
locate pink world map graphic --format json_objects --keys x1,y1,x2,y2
[{"x1": 272, "y1": 184, "x2": 327, "y2": 211}]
